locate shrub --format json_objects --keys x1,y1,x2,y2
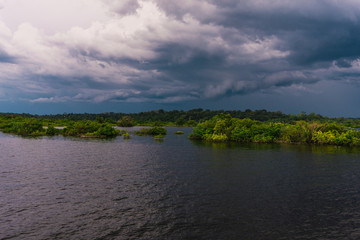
[
  {"x1": 117, "y1": 116, "x2": 134, "y2": 127},
  {"x1": 312, "y1": 131, "x2": 336, "y2": 144},
  {"x1": 231, "y1": 126, "x2": 252, "y2": 142},
  {"x1": 252, "y1": 134, "x2": 273, "y2": 143},
  {"x1": 123, "y1": 132, "x2": 131, "y2": 139},
  {"x1": 189, "y1": 122, "x2": 213, "y2": 139},
  {"x1": 46, "y1": 126, "x2": 58, "y2": 136},
  {"x1": 210, "y1": 133, "x2": 228, "y2": 142},
  {"x1": 95, "y1": 124, "x2": 119, "y2": 137},
  {"x1": 135, "y1": 126, "x2": 167, "y2": 136},
  {"x1": 154, "y1": 134, "x2": 165, "y2": 138},
  {"x1": 2, "y1": 120, "x2": 45, "y2": 136},
  {"x1": 148, "y1": 126, "x2": 167, "y2": 135},
  {"x1": 174, "y1": 131, "x2": 184, "y2": 135}
]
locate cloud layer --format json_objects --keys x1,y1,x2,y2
[{"x1": 1, "y1": 0, "x2": 360, "y2": 108}]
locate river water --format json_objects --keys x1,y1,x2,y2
[{"x1": 1, "y1": 127, "x2": 360, "y2": 239}]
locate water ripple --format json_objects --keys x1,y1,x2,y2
[{"x1": 1, "y1": 130, "x2": 360, "y2": 239}]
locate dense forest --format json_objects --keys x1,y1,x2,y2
[{"x1": 1, "y1": 109, "x2": 360, "y2": 127}]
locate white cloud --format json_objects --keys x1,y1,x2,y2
[
  {"x1": 0, "y1": 0, "x2": 359, "y2": 107},
  {"x1": 30, "y1": 96, "x2": 72, "y2": 103},
  {"x1": 0, "y1": 0, "x2": 108, "y2": 33},
  {"x1": 103, "y1": 0, "x2": 140, "y2": 15}
]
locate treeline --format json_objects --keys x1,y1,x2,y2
[
  {"x1": 0, "y1": 114, "x2": 168, "y2": 138},
  {"x1": 1, "y1": 109, "x2": 360, "y2": 127},
  {"x1": 189, "y1": 114, "x2": 360, "y2": 146}
]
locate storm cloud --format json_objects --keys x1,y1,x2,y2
[{"x1": 1, "y1": 0, "x2": 360, "y2": 114}]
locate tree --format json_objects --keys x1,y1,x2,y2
[{"x1": 117, "y1": 116, "x2": 134, "y2": 127}]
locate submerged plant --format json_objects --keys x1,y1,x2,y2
[
  {"x1": 154, "y1": 134, "x2": 165, "y2": 139},
  {"x1": 174, "y1": 131, "x2": 184, "y2": 135},
  {"x1": 123, "y1": 132, "x2": 131, "y2": 139},
  {"x1": 134, "y1": 126, "x2": 167, "y2": 136}
]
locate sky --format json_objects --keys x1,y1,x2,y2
[{"x1": 1, "y1": 0, "x2": 360, "y2": 117}]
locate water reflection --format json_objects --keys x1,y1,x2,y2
[
  {"x1": 1, "y1": 130, "x2": 360, "y2": 239},
  {"x1": 191, "y1": 139, "x2": 360, "y2": 155}
]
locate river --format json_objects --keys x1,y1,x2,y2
[{"x1": 1, "y1": 127, "x2": 360, "y2": 239}]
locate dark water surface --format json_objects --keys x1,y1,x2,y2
[{"x1": 1, "y1": 127, "x2": 360, "y2": 239}]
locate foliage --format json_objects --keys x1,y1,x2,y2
[
  {"x1": 133, "y1": 128, "x2": 150, "y2": 136},
  {"x1": 0, "y1": 117, "x2": 120, "y2": 138},
  {"x1": 122, "y1": 132, "x2": 131, "y2": 139},
  {"x1": 4, "y1": 108, "x2": 360, "y2": 128},
  {"x1": 1, "y1": 119, "x2": 45, "y2": 136},
  {"x1": 189, "y1": 114, "x2": 360, "y2": 146},
  {"x1": 148, "y1": 126, "x2": 167, "y2": 135},
  {"x1": 117, "y1": 116, "x2": 134, "y2": 127},
  {"x1": 95, "y1": 124, "x2": 119, "y2": 138},
  {"x1": 134, "y1": 126, "x2": 167, "y2": 136},
  {"x1": 46, "y1": 126, "x2": 59, "y2": 136},
  {"x1": 1, "y1": 111, "x2": 360, "y2": 145},
  {"x1": 154, "y1": 134, "x2": 165, "y2": 139},
  {"x1": 2, "y1": 108, "x2": 360, "y2": 128},
  {"x1": 174, "y1": 131, "x2": 184, "y2": 135}
]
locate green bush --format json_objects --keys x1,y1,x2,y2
[
  {"x1": 231, "y1": 126, "x2": 252, "y2": 142},
  {"x1": 210, "y1": 133, "x2": 228, "y2": 142},
  {"x1": 95, "y1": 124, "x2": 119, "y2": 137},
  {"x1": 148, "y1": 126, "x2": 167, "y2": 135},
  {"x1": 134, "y1": 126, "x2": 167, "y2": 136},
  {"x1": 2, "y1": 120, "x2": 45, "y2": 136},
  {"x1": 117, "y1": 116, "x2": 134, "y2": 127},
  {"x1": 252, "y1": 134, "x2": 273, "y2": 143},
  {"x1": 174, "y1": 131, "x2": 184, "y2": 135},
  {"x1": 154, "y1": 134, "x2": 165, "y2": 138},
  {"x1": 281, "y1": 124, "x2": 307, "y2": 143},
  {"x1": 123, "y1": 132, "x2": 131, "y2": 139},
  {"x1": 312, "y1": 131, "x2": 336, "y2": 145},
  {"x1": 134, "y1": 128, "x2": 150, "y2": 136},
  {"x1": 46, "y1": 126, "x2": 58, "y2": 136}
]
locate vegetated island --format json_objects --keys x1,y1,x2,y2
[
  {"x1": 0, "y1": 115, "x2": 167, "y2": 138},
  {"x1": 188, "y1": 114, "x2": 360, "y2": 146},
  {"x1": 0, "y1": 109, "x2": 360, "y2": 146}
]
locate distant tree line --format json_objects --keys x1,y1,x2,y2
[{"x1": 1, "y1": 109, "x2": 360, "y2": 127}]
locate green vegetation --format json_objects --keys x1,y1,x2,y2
[
  {"x1": 134, "y1": 126, "x2": 167, "y2": 136},
  {"x1": 62, "y1": 121, "x2": 120, "y2": 138},
  {"x1": 122, "y1": 132, "x2": 131, "y2": 139},
  {"x1": 0, "y1": 116, "x2": 120, "y2": 138},
  {"x1": 1, "y1": 110, "x2": 360, "y2": 145},
  {"x1": 1, "y1": 119, "x2": 46, "y2": 136},
  {"x1": 45, "y1": 126, "x2": 59, "y2": 136},
  {"x1": 154, "y1": 134, "x2": 165, "y2": 139},
  {"x1": 117, "y1": 116, "x2": 135, "y2": 127},
  {"x1": 189, "y1": 114, "x2": 360, "y2": 146},
  {"x1": 2, "y1": 108, "x2": 360, "y2": 127},
  {"x1": 174, "y1": 131, "x2": 184, "y2": 135}
]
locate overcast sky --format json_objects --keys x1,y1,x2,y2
[{"x1": 1, "y1": 0, "x2": 360, "y2": 116}]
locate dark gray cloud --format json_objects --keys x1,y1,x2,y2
[
  {"x1": 144, "y1": 0, "x2": 360, "y2": 95},
  {"x1": 0, "y1": 50, "x2": 15, "y2": 63},
  {"x1": 157, "y1": 0, "x2": 360, "y2": 64},
  {"x1": 1, "y1": 0, "x2": 360, "y2": 115}
]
